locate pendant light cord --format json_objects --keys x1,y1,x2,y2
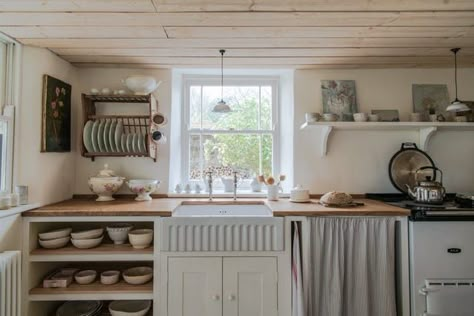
[
  {"x1": 220, "y1": 49, "x2": 225, "y2": 102},
  {"x1": 451, "y1": 48, "x2": 460, "y2": 102}
]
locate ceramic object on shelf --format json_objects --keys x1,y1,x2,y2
[
  {"x1": 128, "y1": 229, "x2": 153, "y2": 249},
  {"x1": 101, "y1": 88, "x2": 111, "y2": 95},
  {"x1": 90, "y1": 88, "x2": 99, "y2": 95},
  {"x1": 174, "y1": 184, "x2": 182, "y2": 193},
  {"x1": 108, "y1": 120, "x2": 118, "y2": 152},
  {"x1": 305, "y1": 112, "x2": 321, "y2": 123},
  {"x1": 115, "y1": 121, "x2": 124, "y2": 152},
  {"x1": 106, "y1": 223, "x2": 134, "y2": 245},
  {"x1": 127, "y1": 179, "x2": 160, "y2": 201},
  {"x1": 368, "y1": 114, "x2": 380, "y2": 122},
  {"x1": 90, "y1": 120, "x2": 100, "y2": 152},
  {"x1": 100, "y1": 270, "x2": 120, "y2": 285},
  {"x1": 152, "y1": 112, "x2": 168, "y2": 127},
  {"x1": 74, "y1": 270, "x2": 97, "y2": 285},
  {"x1": 122, "y1": 266, "x2": 153, "y2": 285},
  {"x1": 353, "y1": 112, "x2": 368, "y2": 122},
  {"x1": 184, "y1": 184, "x2": 192, "y2": 194},
  {"x1": 56, "y1": 300, "x2": 103, "y2": 316},
  {"x1": 323, "y1": 113, "x2": 339, "y2": 122},
  {"x1": 109, "y1": 300, "x2": 151, "y2": 316},
  {"x1": 88, "y1": 164, "x2": 125, "y2": 202},
  {"x1": 103, "y1": 120, "x2": 112, "y2": 152},
  {"x1": 71, "y1": 235, "x2": 103, "y2": 249},
  {"x1": 83, "y1": 120, "x2": 94, "y2": 153},
  {"x1": 38, "y1": 227, "x2": 72, "y2": 240},
  {"x1": 266, "y1": 184, "x2": 281, "y2": 201},
  {"x1": 117, "y1": 89, "x2": 126, "y2": 95},
  {"x1": 250, "y1": 177, "x2": 262, "y2": 192},
  {"x1": 194, "y1": 183, "x2": 202, "y2": 194},
  {"x1": 97, "y1": 120, "x2": 106, "y2": 152},
  {"x1": 122, "y1": 76, "x2": 161, "y2": 95},
  {"x1": 290, "y1": 184, "x2": 311, "y2": 203},
  {"x1": 71, "y1": 228, "x2": 104, "y2": 240},
  {"x1": 38, "y1": 236, "x2": 70, "y2": 249}
]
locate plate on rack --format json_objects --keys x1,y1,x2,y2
[
  {"x1": 108, "y1": 121, "x2": 117, "y2": 152},
  {"x1": 90, "y1": 120, "x2": 100, "y2": 153},
  {"x1": 132, "y1": 134, "x2": 138, "y2": 152},
  {"x1": 126, "y1": 134, "x2": 133, "y2": 153},
  {"x1": 83, "y1": 120, "x2": 94, "y2": 153},
  {"x1": 137, "y1": 134, "x2": 144, "y2": 152},
  {"x1": 142, "y1": 134, "x2": 147, "y2": 152},
  {"x1": 114, "y1": 121, "x2": 123, "y2": 152},
  {"x1": 96, "y1": 120, "x2": 106, "y2": 152},
  {"x1": 120, "y1": 134, "x2": 127, "y2": 153},
  {"x1": 103, "y1": 119, "x2": 111, "y2": 152}
]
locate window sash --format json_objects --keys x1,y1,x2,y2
[{"x1": 182, "y1": 76, "x2": 280, "y2": 187}]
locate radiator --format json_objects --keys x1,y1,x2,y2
[
  {"x1": 420, "y1": 279, "x2": 474, "y2": 316},
  {"x1": 0, "y1": 251, "x2": 21, "y2": 316}
]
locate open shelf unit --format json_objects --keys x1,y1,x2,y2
[
  {"x1": 300, "y1": 121, "x2": 474, "y2": 156},
  {"x1": 23, "y1": 216, "x2": 160, "y2": 316}
]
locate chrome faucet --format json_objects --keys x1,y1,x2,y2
[
  {"x1": 206, "y1": 171, "x2": 213, "y2": 201},
  {"x1": 233, "y1": 171, "x2": 238, "y2": 201}
]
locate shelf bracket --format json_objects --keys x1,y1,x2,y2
[
  {"x1": 419, "y1": 127, "x2": 437, "y2": 151},
  {"x1": 320, "y1": 126, "x2": 333, "y2": 157}
]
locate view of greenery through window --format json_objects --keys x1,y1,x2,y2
[{"x1": 188, "y1": 84, "x2": 274, "y2": 181}]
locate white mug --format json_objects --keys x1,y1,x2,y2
[{"x1": 267, "y1": 184, "x2": 280, "y2": 201}]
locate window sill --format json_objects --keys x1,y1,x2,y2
[
  {"x1": 168, "y1": 191, "x2": 290, "y2": 199},
  {"x1": 0, "y1": 203, "x2": 41, "y2": 219}
]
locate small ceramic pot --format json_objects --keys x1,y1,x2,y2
[
  {"x1": 266, "y1": 184, "x2": 281, "y2": 201},
  {"x1": 353, "y1": 113, "x2": 368, "y2": 122},
  {"x1": 127, "y1": 179, "x2": 160, "y2": 201},
  {"x1": 368, "y1": 114, "x2": 380, "y2": 122},
  {"x1": 101, "y1": 88, "x2": 111, "y2": 95},
  {"x1": 323, "y1": 113, "x2": 339, "y2": 122},
  {"x1": 305, "y1": 112, "x2": 321, "y2": 123}
]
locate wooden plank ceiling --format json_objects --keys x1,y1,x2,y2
[{"x1": 1, "y1": 0, "x2": 474, "y2": 68}]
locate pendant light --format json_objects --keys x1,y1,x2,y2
[
  {"x1": 446, "y1": 48, "x2": 470, "y2": 113},
  {"x1": 212, "y1": 49, "x2": 232, "y2": 113}
]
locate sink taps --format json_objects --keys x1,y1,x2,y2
[
  {"x1": 233, "y1": 171, "x2": 238, "y2": 201},
  {"x1": 206, "y1": 171, "x2": 213, "y2": 201}
]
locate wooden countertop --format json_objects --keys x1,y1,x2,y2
[{"x1": 23, "y1": 197, "x2": 409, "y2": 217}]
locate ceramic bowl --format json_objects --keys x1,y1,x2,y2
[
  {"x1": 109, "y1": 300, "x2": 151, "y2": 316},
  {"x1": 88, "y1": 176, "x2": 124, "y2": 202},
  {"x1": 127, "y1": 180, "x2": 160, "y2": 201},
  {"x1": 305, "y1": 112, "x2": 321, "y2": 123},
  {"x1": 353, "y1": 113, "x2": 368, "y2": 122},
  {"x1": 323, "y1": 113, "x2": 339, "y2": 122},
  {"x1": 71, "y1": 235, "x2": 103, "y2": 249},
  {"x1": 122, "y1": 76, "x2": 161, "y2": 95},
  {"x1": 128, "y1": 229, "x2": 153, "y2": 249},
  {"x1": 38, "y1": 227, "x2": 72, "y2": 240},
  {"x1": 75, "y1": 270, "x2": 97, "y2": 285},
  {"x1": 368, "y1": 114, "x2": 380, "y2": 122},
  {"x1": 122, "y1": 267, "x2": 153, "y2": 285},
  {"x1": 71, "y1": 228, "x2": 104, "y2": 240},
  {"x1": 38, "y1": 236, "x2": 70, "y2": 249},
  {"x1": 100, "y1": 270, "x2": 120, "y2": 285},
  {"x1": 106, "y1": 223, "x2": 134, "y2": 245}
]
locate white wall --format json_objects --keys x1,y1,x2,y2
[
  {"x1": 15, "y1": 46, "x2": 79, "y2": 205},
  {"x1": 74, "y1": 68, "x2": 171, "y2": 194},
  {"x1": 294, "y1": 68, "x2": 474, "y2": 194}
]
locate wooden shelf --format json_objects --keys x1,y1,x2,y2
[
  {"x1": 84, "y1": 94, "x2": 151, "y2": 103},
  {"x1": 30, "y1": 243, "x2": 153, "y2": 262},
  {"x1": 300, "y1": 121, "x2": 474, "y2": 156},
  {"x1": 29, "y1": 280, "x2": 153, "y2": 301}
]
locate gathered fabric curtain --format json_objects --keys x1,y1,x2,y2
[{"x1": 304, "y1": 217, "x2": 397, "y2": 316}]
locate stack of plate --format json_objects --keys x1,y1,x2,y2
[
  {"x1": 56, "y1": 301, "x2": 103, "y2": 316},
  {"x1": 83, "y1": 119, "x2": 147, "y2": 154}
]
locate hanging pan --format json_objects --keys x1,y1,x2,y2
[{"x1": 388, "y1": 142, "x2": 436, "y2": 194}]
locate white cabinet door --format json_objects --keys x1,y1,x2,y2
[
  {"x1": 223, "y1": 257, "x2": 278, "y2": 316},
  {"x1": 168, "y1": 257, "x2": 222, "y2": 316}
]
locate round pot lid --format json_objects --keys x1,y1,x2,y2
[{"x1": 388, "y1": 143, "x2": 436, "y2": 194}]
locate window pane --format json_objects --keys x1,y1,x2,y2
[
  {"x1": 202, "y1": 86, "x2": 259, "y2": 130},
  {"x1": 260, "y1": 86, "x2": 272, "y2": 130},
  {"x1": 190, "y1": 133, "x2": 273, "y2": 180},
  {"x1": 189, "y1": 85, "x2": 201, "y2": 129},
  {"x1": 0, "y1": 42, "x2": 6, "y2": 108},
  {"x1": 189, "y1": 135, "x2": 201, "y2": 180}
]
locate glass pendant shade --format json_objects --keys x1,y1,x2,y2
[
  {"x1": 446, "y1": 48, "x2": 471, "y2": 113},
  {"x1": 212, "y1": 49, "x2": 232, "y2": 113}
]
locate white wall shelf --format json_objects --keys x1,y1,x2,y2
[{"x1": 300, "y1": 121, "x2": 474, "y2": 156}]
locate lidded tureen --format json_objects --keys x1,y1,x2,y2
[{"x1": 88, "y1": 164, "x2": 125, "y2": 202}]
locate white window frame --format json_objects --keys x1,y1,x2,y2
[
  {"x1": 0, "y1": 34, "x2": 20, "y2": 193},
  {"x1": 181, "y1": 75, "x2": 280, "y2": 190}
]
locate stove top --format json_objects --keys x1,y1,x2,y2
[{"x1": 367, "y1": 193, "x2": 474, "y2": 221}]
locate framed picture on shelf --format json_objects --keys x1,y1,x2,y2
[
  {"x1": 321, "y1": 80, "x2": 357, "y2": 121},
  {"x1": 412, "y1": 84, "x2": 449, "y2": 116},
  {"x1": 41, "y1": 75, "x2": 72, "y2": 152}
]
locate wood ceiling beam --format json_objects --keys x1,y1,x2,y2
[
  {"x1": 1, "y1": 12, "x2": 474, "y2": 27},
  {"x1": 0, "y1": 0, "x2": 156, "y2": 12}
]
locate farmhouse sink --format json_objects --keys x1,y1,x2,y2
[{"x1": 172, "y1": 200, "x2": 273, "y2": 217}]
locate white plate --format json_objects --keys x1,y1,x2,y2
[
  {"x1": 131, "y1": 134, "x2": 138, "y2": 152},
  {"x1": 121, "y1": 134, "x2": 127, "y2": 152},
  {"x1": 83, "y1": 120, "x2": 94, "y2": 153},
  {"x1": 90, "y1": 121, "x2": 100, "y2": 152},
  {"x1": 289, "y1": 198, "x2": 311, "y2": 203},
  {"x1": 96, "y1": 121, "x2": 106, "y2": 152},
  {"x1": 114, "y1": 121, "x2": 123, "y2": 152},
  {"x1": 142, "y1": 134, "x2": 147, "y2": 152},
  {"x1": 137, "y1": 134, "x2": 143, "y2": 152},
  {"x1": 56, "y1": 300, "x2": 102, "y2": 316},
  {"x1": 126, "y1": 134, "x2": 133, "y2": 153},
  {"x1": 103, "y1": 120, "x2": 111, "y2": 152},
  {"x1": 108, "y1": 121, "x2": 117, "y2": 152}
]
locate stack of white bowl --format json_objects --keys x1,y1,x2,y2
[
  {"x1": 71, "y1": 228, "x2": 104, "y2": 249},
  {"x1": 38, "y1": 228, "x2": 72, "y2": 249}
]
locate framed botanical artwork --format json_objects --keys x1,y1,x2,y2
[
  {"x1": 41, "y1": 75, "x2": 72, "y2": 152},
  {"x1": 412, "y1": 84, "x2": 449, "y2": 115},
  {"x1": 321, "y1": 80, "x2": 357, "y2": 121}
]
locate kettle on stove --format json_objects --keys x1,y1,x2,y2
[{"x1": 406, "y1": 166, "x2": 446, "y2": 204}]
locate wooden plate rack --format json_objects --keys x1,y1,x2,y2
[{"x1": 81, "y1": 93, "x2": 158, "y2": 162}]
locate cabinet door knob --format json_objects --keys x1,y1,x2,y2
[
  {"x1": 212, "y1": 295, "x2": 220, "y2": 301},
  {"x1": 228, "y1": 294, "x2": 236, "y2": 301}
]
